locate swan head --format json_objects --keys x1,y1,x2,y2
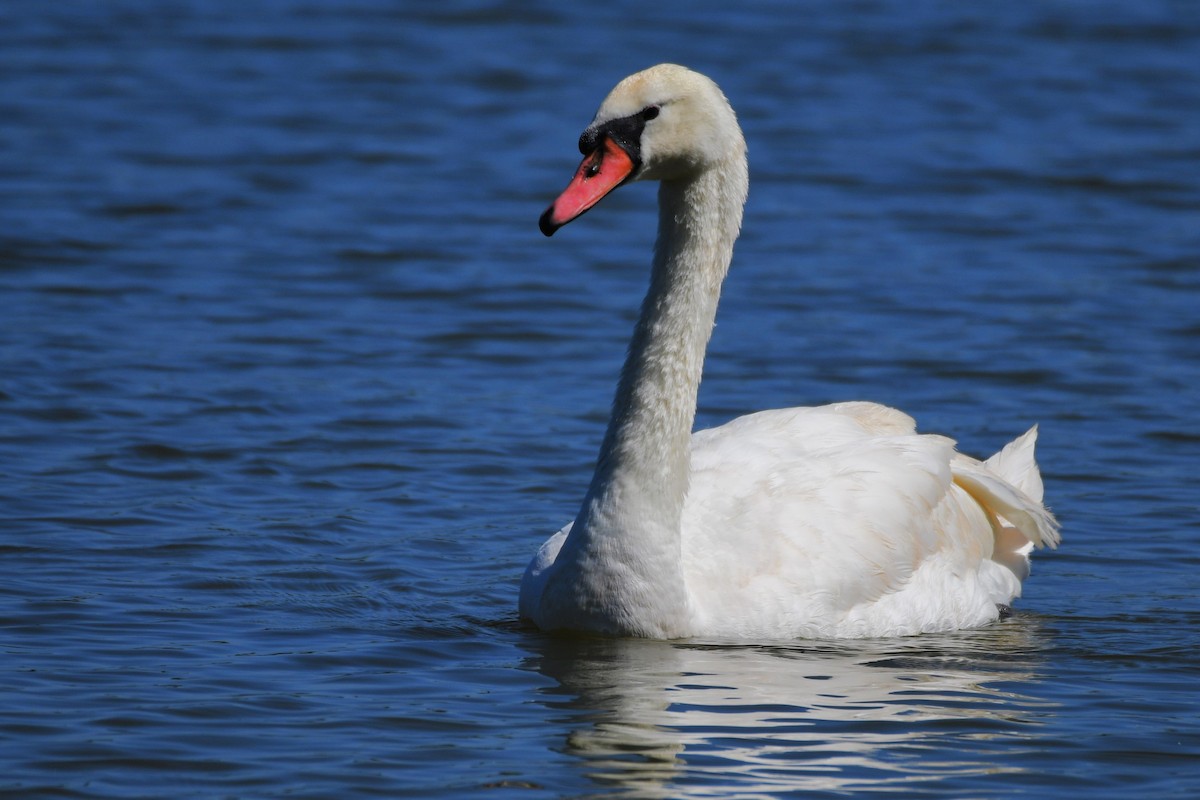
[{"x1": 539, "y1": 64, "x2": 745, "y2": 236}]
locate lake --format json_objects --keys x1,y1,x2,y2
[{"x1": 2, "y1": 1, "x2": 1198, "y2": 797}]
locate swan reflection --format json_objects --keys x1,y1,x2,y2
[{"x1": 524, "y1": 621, "x2": 1054, "y2": 796}]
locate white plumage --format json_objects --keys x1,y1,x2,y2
[{"x1": 520, "y1": 64, "x2": 1059, "y2": 640}]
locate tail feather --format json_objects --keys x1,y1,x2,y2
[
  {"x1": 983, "y1": 425, "x2": 1045, "y2": 502},
  {"x1": 952, "y1": 426, "x2": 1061, "y2": 550}
]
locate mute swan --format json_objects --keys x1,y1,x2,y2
[{"x1": 519, "y1": 64, "x2": 1059, "y2": 640}]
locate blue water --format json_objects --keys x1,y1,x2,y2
[{"x1": 2, "y1": 1, "x2": 1199, "y2": 797}]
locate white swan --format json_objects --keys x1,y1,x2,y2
[{"x1": 519, "y1": 64, "x2": 1060, "y2": 640}]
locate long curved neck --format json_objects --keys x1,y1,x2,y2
[
  {"x1": 589, "y1": 167, "x2": 744, "y2": 522},
  {"x1": 557, "y1": 155, "x2": 747, "y2": 633}
]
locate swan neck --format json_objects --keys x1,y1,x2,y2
[
  {"x1": 576, "y1": 158, "x2": 746, "y2": 551},
  {"x1": 539, "y1": 144, "x2": 746, "y2": 636}
]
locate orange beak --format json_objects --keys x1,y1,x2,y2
[{"x1": 539, "y1": 137, "x2": 637, "y2": 237}]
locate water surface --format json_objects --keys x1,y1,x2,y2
[{"x1": 2, "y1": 1, "x2": 1199, "y2": 797}]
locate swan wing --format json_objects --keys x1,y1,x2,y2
[{"x1": 680, "y1": 403, "x2": 1038, "y2": 638}]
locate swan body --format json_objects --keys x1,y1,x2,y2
[{"x1": 520, "y1": 64, "x2": 1059, "y2": 640}]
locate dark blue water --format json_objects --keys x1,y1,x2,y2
[{"x1": 3, "y1": 1, "x2": 1199, "y2": 797}]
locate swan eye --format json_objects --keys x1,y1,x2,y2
[{"x1": 642, "y1": 105, "x2": 660, "y2": 121}]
